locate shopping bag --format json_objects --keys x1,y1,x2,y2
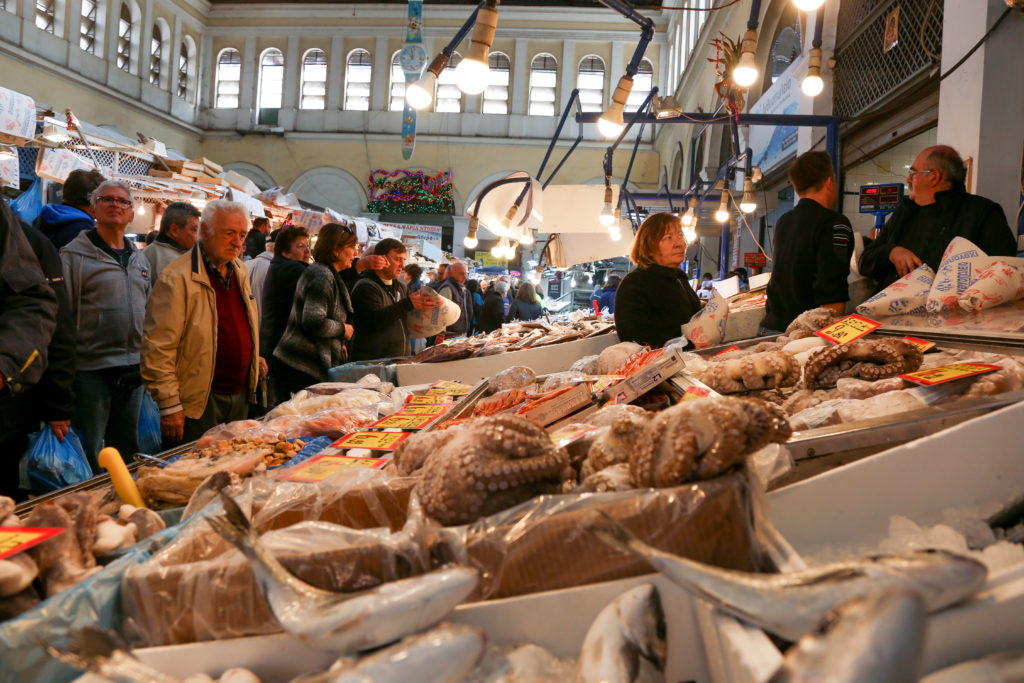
[
  {"x1": 26, "y1": 426, "x2": 93, "y2": 492},
  {"x1": 138, "y1": 391, "x2": 163, "y2": 454}
]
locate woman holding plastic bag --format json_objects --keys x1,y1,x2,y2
[{"x1": 273, "y1": 224, "x2": 357, "y2": 400}]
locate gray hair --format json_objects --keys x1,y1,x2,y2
[
  {"x1": 493, "y1": 279, "x2": 509, "y2": 295},
  {"x1": 89, "y1": 180, "x2": 134, "y2": 209},
  {"x1": 159, "y1": 201, "x2": 201, "y2": 236},
  {"x1": 199, "y1": 199, "x2": 248, "y2": 239},
  {"x1": 925, "y1": 145, "x2": 967, "y2": 185}
]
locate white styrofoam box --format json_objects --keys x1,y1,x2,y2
[
  {"x1": 395, "y1": 332, "x2": 620, "y2": 386},
  {"x1": 74, "y1": 574, "x2": 712, "y2": 682}
]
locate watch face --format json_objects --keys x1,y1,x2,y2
[{"x1": 399, "y1": 44, "x2": 427, "y2": 73}]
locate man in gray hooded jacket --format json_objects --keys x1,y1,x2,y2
[{"x1": 61, "y1": 180, "x2": 151, "y2": 469}]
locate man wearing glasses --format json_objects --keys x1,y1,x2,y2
[
  {"x1": 859, "y1": 145, "x2": 1016, "y2": 294},
  {"x1": 60, "y1": 180, "x2": 151, "y2": 470}
]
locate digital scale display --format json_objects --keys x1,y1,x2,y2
[{"x1": 859, "y1": 182, "x2": 903, "y2": 213}]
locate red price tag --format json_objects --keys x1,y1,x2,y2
[
  {"x1": 712, "y1": 346, "x2": 741, "y2": 357},
  {"x1": 370, "y1": 413, "x2": 438, "y2": 430},
  {"x1": 903, "y1": 336, "x2": 936, "y2": 352},
  {"x1": 405, "y1": 394, "x2": 453, "y2": 406},
  {"x1": 815, "y1": 314, "x2": 881, "y2": 344},
  {"x1": 0, "y1": 527, "x2": 64, "y2": 560},
  {"x1": 900, "y1": 363, "x2": 1001, "y2": 386},
  {"x1": 332, "y1": 431, "x2": 411, "y2": 451},
  {"x1": 279, "y1": 454, "x2": 388, "y2": 482},
  {"x1": 681, "y1": 386, "x2": 711, "y2": 401}
]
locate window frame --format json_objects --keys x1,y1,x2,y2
[
  {"x1": 343, "y1": 48, "x2": 373, "y2": 111},
  {"x1": 257, "y1": 47, "x2": 285, "y2": 110},
  {"x1": 482, "y1": 51, "x2": 511, "y2": 115},
  {"x1": 300, "y1": 48, "x2": 328, "y2": 110},
  {"x1": 576, "y1": 54, "x2": 606, "y2": 114},
  {"x1": 528, "y1": 53, "x2": 558, "y2": 117},
  {"x1": 214, "y1": 47, "x2": 242, "y2": 109}
]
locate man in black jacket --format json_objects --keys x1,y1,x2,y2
[
  {"x1": 434, "y1": 261, "x2": 472, "y2": 339},
  {"x1": 243, "y1": 216, "x2": 270, "y2": 259},
  {"x1": 761, "y1": 151, "x2": 853, "y2": 333},
  {"x1": 350, "y1": 239, "x2": 437, "y2": 360},
  {"x1": 859, "y1": 145, "x2": 1016, "y2": 294}
]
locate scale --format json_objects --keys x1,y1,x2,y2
[{"x1": 859, "y1": 182, "x2": 903, "y2": 237}]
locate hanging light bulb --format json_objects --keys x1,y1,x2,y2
[
  {"x1": 681, "y1": 197, "x2": 697, "y2": 227},
  {"x1": 505, "y1": 240, "x2": 517, "y2": 260},
  {"x1": 464, "y1": 217, "x2": 479, "y2": 249},
  {"x1": 519, "y1": 229, "x2": 534, "y2": 245},
  {"x1": 501, "y1": 202, "x2": 520, "y2": 233},
  {"x1": 793, "y1": 0, "x2": 825, "y2": 10},
  {"x1": 491, "y1": 237, "x2": 506, "y2": 259},
  {"x1": 609, "y1": 229, "x2": 622, "y2": 242},
  {"x1": 597, "y1": 75, "x2": 633, "y2": 139},
  {"x1": 683, "y1": 224, "x2": 697, "y2": 243},
  {"x1": 732, "y1": 29, "x2": 759, "y2": 88},
  {"x1": 715, "y1": 192, "x2": 731, "y2": 223},
  {"x1": 406, "y1": 53, "x2": 449, "y2": 110},
  {"x1": 137, "y1": 203, "x2": 146, "y2": 216},
  {"x1": 802, "y1": 46, "x2": 824, "y2": 97},
  {"x1": 740, "y1": 177, "x2": 757, "y2": 213},
  {"x1": 455, "y1": 1, "x2": 498, "y2": 95},
  {"x1": 598, "y1": 181, "x2": 615, "y2": 226}
]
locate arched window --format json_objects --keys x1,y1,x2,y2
[
  {"x1": 214, "y1": 48, "x2": 241, "y2": 109},
  {"x1": 577, "y1": 55, "x2": 605, "y2": 113},
  {"x1": 389, "y1": 52, "x2": 405, "y2": 112},
  {"x1": 625, "y1": 59, "x2": 653, "y2": 113},
  {"x1": 528, "y1": 53, "x2": 557, "y2": 116},
  {"x1": 116, "y1": 2, "x2": 132, "y2": 72},
  {"x1": 764, "y1": 5, "x2": 801, "y2": 91},
  {"x1": 344, "y1": 49, "x2": 372, "y2": 111},
  {"x1": 35, "y1": 0, "x2": 55, "y2": 33},
  {"x1": 482, "y1": 52, "x2": 510, "y2": 114},
  {"x1": 149, "y1": 22, "x2": 163, "y2": 86},
  {"x1": 300, "y1": 49, "x2": 327, "y2": 110},
  {"x1": 177, "y1": 37, "x2": 195, "y2": 101},
  {"x1": 79, "y1": 0, "x2": 98, "y2": 53},
  {"x1": 258, "y1": 48, "x2": 285, "y2": 109},
  {"x1": 435, "y1": 52, "x2": 462, "y2": 113}
]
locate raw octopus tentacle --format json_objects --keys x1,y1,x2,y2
[
  {"x1": 802, "y1": 339, "x2": 923, "y2": 389},
  {"x1": 699, "y1": 350, "x2": 800, "y2": 394}
]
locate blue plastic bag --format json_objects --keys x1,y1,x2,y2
[
  {"x1": 138, "y1": 391, "x2": 162, "y2": 455},
  {"x1": 26, "y1": 426, "x2": 93, "y2": 493}
]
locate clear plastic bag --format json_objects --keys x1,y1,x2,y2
[{"x1": 25, "y1": 426, "x2": 93, "y2": 493}]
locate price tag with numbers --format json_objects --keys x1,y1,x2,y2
[
  {"x1": 681, "y1": 386, "x2": 711, "y2": 401},
  {"x1": 0, "y1": 527, "x2": 64, "y2": 560},
  {"x1": 712, "y1": 346, "x2": 741, "y2": 357},
  {"x1": 427, "y1": 380, "x2": 472, "y2": 396},
  {"x1": 279, "y1": 454, "x2": 388, "y2": 482},
  {"x1": 405, "y1": 394, "x2": 453, "y2": 406},
  {"x1": 900, "y1": 363, "x2": 1001, "y2": 386},
  {"x1": 814, "y1": 314, "x2": 881, "y2": 344},
  {"x1": 903, "y1": 336, "x2": 936, "y2": 353},
  {"x1": 397, "y1": 404, "x2": 448, "y2": 416},
  {"x1": 332, "y1": 431, "x2": 411, "y2": 451},
  {"x1": 370, "y1": 413, "x2": 438, "y2": 430}
]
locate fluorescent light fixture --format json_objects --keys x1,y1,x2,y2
[
  {"x1": 598, "y1": 75, "x2": 633, "y2": 139},
  {"x1": 793, "y1": 0, "x2": 825, "y2": 10},
  {"x1": 455, "y1": 2, "x2": 498, "y2": 95},
  {"x1": 740, "y1": 177, "x2": 757, "y2": 213},
  {"x1": 715, "y1": 193, "x2": 730, "y2": 223},
  {"x1": 802, "y1": 46, "x2": 824, "y2": 97},
  {"x1": 732, "y1": 29, "x2": 759, "y2": 88}
]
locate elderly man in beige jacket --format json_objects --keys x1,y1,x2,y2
[{"x1": 142, "y1": 199, "x2": 263, "y2": 443}]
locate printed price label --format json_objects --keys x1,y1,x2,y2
[
  {"x1": 405, "y1": 394, "x2": 452, "y2": 406},
  {"x1": 712, "y1": 346, "x2": 741, "y2": 357},
  {"x1": 371, "y1": 413, "x2": 438, "y2": 430},
  {"x1": 279, "y1": 454, "x2": 388, "y2": 482},
  {"x1": 397, "y1": 404, "x2": 448, "y2": 416},
  {"x1": 332, "y1": 431, "x2": 411, "y2": 451},
  {"x1": 0, "y1": 527, "x2": 64, "y2": 560},
  {"x1": 815, "y1": 314, "x2": 881, "y2": 344},
  {"x1": 903, "y1": 336, "x2": 936, "y2": 352},
  {"x1": 426, "y1": 380, "x2": 472, "y2": 396},
  {"x1": 899, "y1": 363, "x2": 1001, "y2": 386},
  {"x1": 548, "y1": 425, "x2": 598, "y2": 448},
  {"x1": 681, "y1": 386, "x2": 711, "y2": 401}
]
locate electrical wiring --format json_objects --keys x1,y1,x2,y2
[
  {"x1": 920, "y1": 0, "x2": 941, "y2": 61},
  {"x1": 662, "y1": 0, "x2": 742, "y2": 12},
  {"x1": 725, "y1": 187, "x2": 772, "y2": 263}
]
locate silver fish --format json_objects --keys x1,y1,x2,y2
[
  {"x1": 576, "y1": 583, "x2": 667, "y2": 683},
  {"x1": 921, "y1": 651, "x2": 1024, "y2": 683},
  {"x1": 42, "y1": 625, "x2": 182, "y2": 683},
  {"x1": 207, "y1": 492, "x2": 479, "y2": 654},
  {"x1": 591, "y1": 512, "x2": 986, "y2": 641},
  {"x1": 769, "y1": 589, "x2": 925, "y2": 683}
]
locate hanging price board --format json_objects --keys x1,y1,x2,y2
[
  {"x1": 370, "y1": 413, "x2": 438, "y2": 430},
  {"x1": 814, "y1": 314, "x2": 881, "y2": 344},
  {"x1": 0, "y1": 527, "x2": 64, "y2": 560},
  {"x1": 279, "y1": 454, "x2": 388, "y2": 482},
  {"x1": 899, "y1": 363, "x2": 1001, "y2": 386},
  {"x1": 396, "y1": 404, "x2": 448, "y2": 416},
  {"x1": 405, "y1": 394, "x2": 453, "y2": 406},
  {"x1": 332, "y1": 431, "x2": 411, "y2": 451},
  {"x1": 681, "y1": 386, "x2": 711, "y2": 401},
  {"x1": 902, "y1": 336, "x2": 936, "y2": 353},
  {"x1": 712, "y1": 346, "x2": 741, "y2": 357},
  {"x1": 426, "y1": 380, "x2": 472, "y2": 396}
]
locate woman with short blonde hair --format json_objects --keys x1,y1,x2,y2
[{"x1": 614, "y1": 212, "x2": 701, "y2": 347}]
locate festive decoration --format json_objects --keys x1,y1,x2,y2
[
  {"x1": 367, "y1": 169, "x2": 455, "y2": 214},
  {"x1": 708, "y1": 33, "x2": 747, "y2": 116}
]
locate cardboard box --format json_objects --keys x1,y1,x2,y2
[
  {"x1": 600, "y1": 349, "x2": 686, "y2": 405},
  {"x1": 148, "y1": 169, "x2": 191, "y2": 181},
  {"x1": 516, "y1": 383, "x2": 595, "y2": 427}
]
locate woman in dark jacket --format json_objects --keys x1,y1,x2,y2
[
  {"x1": 506, "y1": 282, "x2": 544, "y2": 322},
  {"x1": 466, "y1": 279, "x2": 484, "y2": 333},
  {"x1": 614, "y1": 212, "x2": 700, "y2": 347},
  {"x1": 273, "y1": 224, "x2": 357, "y2": 399},
  {"x1": 596, "y1": 275, "x2": 621, "y2": 313},
  {"x1": 478, "y1": 279, "x2": 508, "y2": 333}
]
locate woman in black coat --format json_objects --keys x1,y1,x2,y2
[
  {"x1": 614, "y1": 212, "x2": 700, "y2": 347},
  {"x1": 478, "y1": 280, "x2": 508, "y2": 333},
  {"x1": 506, "y1": 281, "x2": 543, "y2": 322}
]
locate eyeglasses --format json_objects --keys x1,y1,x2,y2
[
  {"x1": 97, "y1": 195, "x2": 133, "y2": 207},
  {"x1": 906, "y1": 168, "x2": 936, "y2": 180}
]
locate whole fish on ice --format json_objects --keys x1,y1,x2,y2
[
  {"x1": 921, "y1": 650, "x2": 1024, "y2": 683},
  {"x1": 43, "y1": 625, "x2": 182, "y2": 683},
  {"x1": 591, "y1": 512, "x2": 986, "y2": 641},
  {"x1": 576, "y1": 583, "x2": 667, "y2": 683},
  {"x1": 769, "y1": 589, "x2": 925, "y2": 683},
  {"x1": 206, "y1": 492, "x2": 479, "y2": 654}
]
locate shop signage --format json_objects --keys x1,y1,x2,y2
[
  {"x1": 278, "y1": 454, "x2": 388, "y2": 482},
  {"x1": 0, "y1": 87, "x2": 37, "y2": 145},
  {"x1": 475, "y1": 251, "x2": 508, "y2": 268},
  {"x1": 900, "y1": 363, "x2": 1001, "y2": 387},
  {"x1": 0, "y1": 527, "x2": 64, "y2": 560},
  {"x1": 743, "y1": 252, "x2": 767, "y2": 269},
  {"x1": 748, "y1": 61, "x2": 800, "y2": 174},
  {"x1": 379, "y1": 221, "x2": 442, "y2": 246},
  {"x1": 814, "y1": 314, "x2": 881, "y2": 344}
]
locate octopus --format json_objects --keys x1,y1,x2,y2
[
  {"x1": 835, "y1": 376, "x2": 908, "y2": 400},
  {"x1": 802, "y1": 339, "x2": 923, "y2": 389},
  {"x1": 24, "y1": 497, "x2": 102, "y2": 598},
  {"x1": 698, "y1": 350, "x2": 801, "y2": 394},
  {"x1": 579, "y1": 409, "x2": 650, "y2": 479},
  {"x1": 630, "y1": 397, "x2": 792, "y2": 488},
  {"x1": 781, "y1": 388, "x2": 841, "y2": 415},
  {"x1": 961, "y1": 356, "x2": 1024, "y2": 399},
  {"x1": 578, "y1": 463, "x2": 635, "y2": 493},
  {"x1": 393, "y1": 429, "x2": 460, "y2": 476},
  {"x1": 779, "y1": 307, "x2": 841, "y2": 341},
  {"x1": 415, "y1": 414, "x2": 574, "y2": 525}
]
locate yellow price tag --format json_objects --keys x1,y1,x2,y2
[
  {"x1": 397, "y1": 404, "x2": 448, "y2": 416},
  {"x1": 814, "y1": 314, "x2": 881, "y2": 344},
  {"x1": 900, "y1": 363, "x2": 1001, "y2": 386},
  {"x1": 0, "y1": 527, "x2": 65, "y2": 560},
  {"x1": 332, "y1": 431, "x2": 411, "y2": 451},
  {"x1": 592, "y1": 377, "x2": 621, "y2": 393},
  {"x1": 427, "y1": 381, "x2": 472, "y2": 396},
  {"x1": 903, "y1": 336, "x2": 936, "y2": 353},
  {"x1": 278, "y1": 454, "x2": 388, "y2": 482},
  {"x1": 681, "y1": 386, "x2": 711, "y2": 401},
  {"x1": 371, "y1": 414, "x2": 437, "y2": 430},
  {"x1": 405, "y1": 394, "x2": 452, "y2": 406}
]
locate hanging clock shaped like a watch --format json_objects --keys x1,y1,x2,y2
[{"x1": 399, "y1": 0, "x2": 426, "y2": 161}]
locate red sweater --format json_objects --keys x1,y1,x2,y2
[{"x1": 207, "y1": 263, "x2": 253, "y2": 395}]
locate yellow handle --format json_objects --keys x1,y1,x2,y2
[{"x1": 97, "y1": 447, "x2": 147, "y2": 509}]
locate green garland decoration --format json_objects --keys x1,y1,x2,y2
[{"x1": 366, "y1": 169, "x2": 454, "y2": 214}]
